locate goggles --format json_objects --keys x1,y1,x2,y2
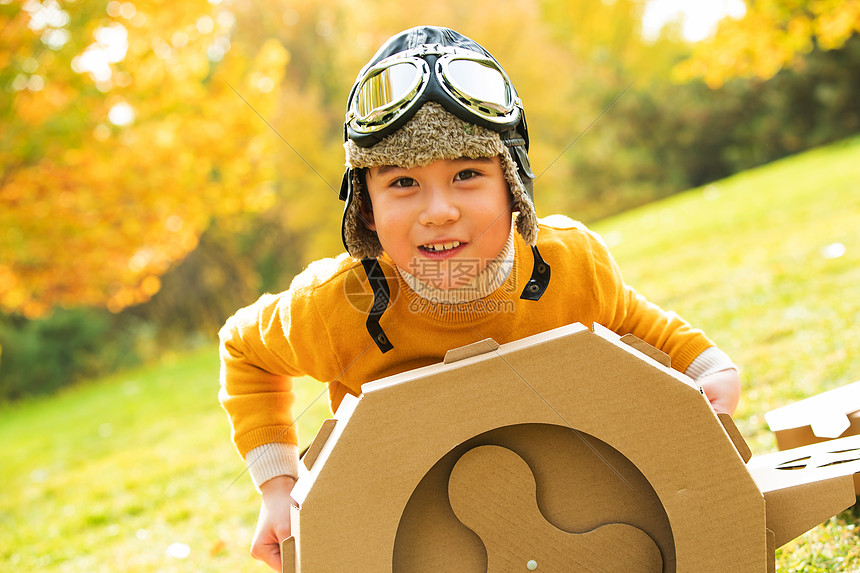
[{"x1": 345, "y1": 45, "x2": 523, "y2": 147}]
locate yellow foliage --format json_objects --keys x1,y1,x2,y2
[{"x1": 677, "y1": 0, "x2": 860, "y2": 87}]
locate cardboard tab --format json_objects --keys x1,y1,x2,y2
[
  {"x1": 809, "y1": 413, "x2": 851, "y2": 439},
  {"x1": 281, "y1": 536, "x2": 296, "y2": 573},
  {"x1": 302, "y1": 418, "x2": 338, "y2": 471},
  {"x1": 718, "y1": 412, "x2": 753, "y2": 463},
  {"x1": 620, "y1": 334, "x2": 671, "y2": 368},
  {"x1": 443, "y1": 338, "x2": 500, "y2": 363}
]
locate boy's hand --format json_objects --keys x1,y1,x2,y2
[
  {"x1": 252, "y1": 475, "x2": 297, "y2": 571},
  {"x1": 698, "y1": 369, "x2": 741, "y2": 415}
]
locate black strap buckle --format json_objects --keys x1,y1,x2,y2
[{"x1": 520, "y1": 245, "x2": 550, "y2": 301}]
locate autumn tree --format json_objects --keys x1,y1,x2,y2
[
  {"x1": 0, "y1": 0, "x2": 324, "y2": 317},
  {"x1": 676, "y1": 0, "x2": 860, "y2": 87}
]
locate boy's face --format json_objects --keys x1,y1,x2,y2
[{"x1": 363, "y1": 156, "x2": 513, "y2": 290}]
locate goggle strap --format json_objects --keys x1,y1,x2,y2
[
  {"x1": 521, "y1": 175, "x2": 534, "y2": 202},
  {"x1": 501, "y1": 136, "x2": 526, "y2": 147},
  {"x1": 339, "y1": 170, "x2": 351, "y2": 201},
  {"x1": 502, "y1": 130, "x2": 535, "y2": 204},
  {"x1": 510, "y1": 144, "x2": 535, "y2": 180},
  {"x1": 500, "y1": 128, "x2": 533, "y2": 174}
]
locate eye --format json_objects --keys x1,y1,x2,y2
[
  {"x1": 454, "y1": 169, "x2": 478, "y2": 181},
  {"x1": 391, "y1": 177, "x2": 417, "y2": 188}
]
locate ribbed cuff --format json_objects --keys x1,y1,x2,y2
[
  {"x1": 246, "y1": 443, "x2": 301, "y2": 492},
  {"x1": 684, "y1": 346, "x2": 738, "y2": 381}
]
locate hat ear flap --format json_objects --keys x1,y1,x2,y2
[
  {"x1": 499, "y1": 147, "x2": 538, "y2": 245},
  {"x1": 358, "y1": 184, "x2": 376, "y2": 231},
  {"x1": 342, "y1": 168, "x2": 385, "y2": 259}
]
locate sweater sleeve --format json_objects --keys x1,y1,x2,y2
[
  {"x1": 586, "y1": 229, "x2": 715, "y2": 373},
  {"x1": 245, "y1": 442, "x2": 302, "y2": 491},
  {"x1": 218, "y1": 292, "x2": 306, "y2": 458},
  {"x1": 685, "y1": 346, "x2": 738, "y2": 380}
]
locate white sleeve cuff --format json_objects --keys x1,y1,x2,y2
[
  {"x1": 684, "y1": 346, "x2": 738, "y2": 381},
  {"x1": 246, "y1": 442, "x2": 301, "y2": 492}
]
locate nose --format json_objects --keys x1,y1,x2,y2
[{"x1": 418, "y1": 187, "x2": 460, "y2": 226}]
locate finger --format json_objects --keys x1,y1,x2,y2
[{"x1": 252, "y1": 541, "x2": 282, "y2": 571}]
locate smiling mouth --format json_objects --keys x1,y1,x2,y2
[{"x1": 420, "y1": 241, "x2": 462, "y2": 253}]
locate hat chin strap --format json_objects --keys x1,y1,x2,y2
[
  {"x1": 360, "y1": 258, "x2": 394, "y2": 353},
  {"x1": 520, "y1": 245, "x2": 550, "y2": 300}
]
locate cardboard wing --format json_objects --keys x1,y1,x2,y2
[
  {"x1": 747, "y1": 434, "x2": 860, "y2": 546},
  {"x1": 765, "y1": 380, "x2": 860, "y2": 450},
  {"x1": 281, "y1": 322, "x2": 860, "y2": 572}
]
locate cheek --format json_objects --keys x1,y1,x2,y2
[
  {"x1": 487, "y1": 213, "x2": 512, "y2": 246},
  {"x1": 486, "y1": 191, "x2": 514, "y2": 241},
  {"x1": 371, "y1": 203, "x2": 410, "y2": 237},
  {"x1": 487, "y1": 187, "x2": 514, "y2": 225}
]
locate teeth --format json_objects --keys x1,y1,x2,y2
[{"x1": 423, "y1": 241, "x2": 461, "y2": 252}]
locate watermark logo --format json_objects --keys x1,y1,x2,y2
[
  {"x1": 342, "y1": 259, "x2": 400, "y2": 315},
  {"x1": 405, "y1": 258, "x2": 519, "y2": 295},
  {"x1": 407, "y1": 296, "x2": 516, "y2": 316},
  {"x1": 405, "y1": 257, "x2": 519, "y2": 316},
  {"x1": 343, "y1": 257, "x2": 519, "y2": 317}
]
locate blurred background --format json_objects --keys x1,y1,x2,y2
[{"x1": 1, "y1": 0, "x2": 859, "y2": 401}]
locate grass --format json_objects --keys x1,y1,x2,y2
[
  {"x1": 1, "y1": 136, "x2": 859, "y2": 571},
  {"x1": 0, "y1": 350, "x2": 331, "y2": 572}
]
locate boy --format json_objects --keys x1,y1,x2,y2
[{"x1": 219, "y1": 26, "x2": 741, "y2": 570}]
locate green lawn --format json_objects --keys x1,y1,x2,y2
[
  {"x1": 2, "y1": 136, "x2": 859, "y2": 571},
  {"x1": 0, "y1": 350, "x2": 331, "y2": 572}
]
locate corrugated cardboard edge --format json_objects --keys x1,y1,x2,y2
[{"x1": 766, "y1": 529, "x2": 776, "y2": 573}]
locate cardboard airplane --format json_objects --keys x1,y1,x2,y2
[{"x1": 280, "y1": 322, "x2": 860, "y2": 572}]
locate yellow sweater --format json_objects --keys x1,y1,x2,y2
[{"x1": 219, "y1": 220, "x2": 714, "y2": 458}]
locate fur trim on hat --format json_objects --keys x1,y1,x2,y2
[{"x1": 343, "y1": 102, "x2": 538, "y2": 259}]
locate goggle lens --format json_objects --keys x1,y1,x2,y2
[
  {"x1": 354, "y1": 61, "x2": 423, "y2": 123},
  {"x1": 442, "y1": 58, "x2": 512, "y2": 113}
]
